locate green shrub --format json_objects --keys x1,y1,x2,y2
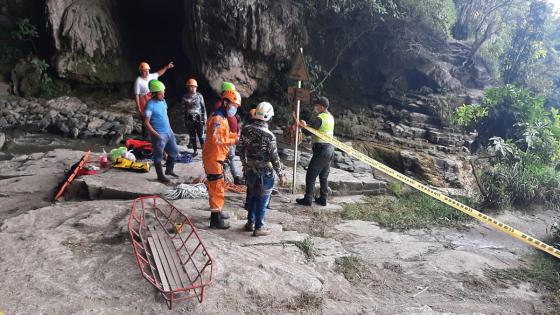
[
  {"x1": 480, "y1": 155, "x2": 560, "y2": 209},
  {"x1": 287, "y1": 237, "x2": 315, "y2": 260},
  {"x1": 452, "y1": 103, "x2": 488, "y2": 131},
  {"x1": 396, "y1": 0, "x2": 456, "y2": 38},
  {"x1": 389, "y1": 181, "x2": 403, "y2": 197}
]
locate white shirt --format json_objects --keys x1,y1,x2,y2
[{"x1": 133, "y1": 73, "x2": 159, "y2": 96}]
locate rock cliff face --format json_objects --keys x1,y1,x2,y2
[
  {"x1": 1, "y1": 1, "x2": 492, "y2": 191},
  {"x1": 45, "y1": 0, "x2": 134, "y2": 83},
  {"x1": 183, "y1": 0, "x2": 307, "y2": 96}
]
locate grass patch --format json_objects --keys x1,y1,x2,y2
[
  {"x1": 485, "y1": 255, "x2": 560, "y2": 291},
  {"x1": 340, "y1": 192, "x2": 472, "y2": 229},
  {"x1": 250, "y1": 290, "x2": 323, "y2": 312},
  {"x1": 288, "y1": 237, "x2": 315, "y2": 260},
  {"x1": 334, "y1": 255, "x2": 370, "y2": 283},
  {"x1": 280, "y1": 207, "x2": 340, "y2": 238},
  {"x1": 285, "y1": 292, "x2": 323, "y2": 311}
]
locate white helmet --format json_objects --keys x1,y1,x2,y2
[{"x1": 255, "y1": 102, "x2": 274, "y2": 121}]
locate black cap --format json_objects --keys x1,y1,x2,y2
[{"x1": 316, "y1": 96, "x2": 329, "y2": 108}]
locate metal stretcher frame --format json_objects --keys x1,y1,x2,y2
[{"x1": 128, "y1": 196, "x2": 214, "y2": 309}]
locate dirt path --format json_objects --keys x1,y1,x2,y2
[{"x1": 0, "y1": 150, "x2": 557, "y2": 314}]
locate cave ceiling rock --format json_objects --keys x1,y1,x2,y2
[
  {"x1": 46, "y1": 0, "x2": 133, "y2": 84},
  {"x1": 183, "y1": 0, "x2": 307, "y2": 96}
]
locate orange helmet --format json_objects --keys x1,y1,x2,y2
[
  {"x1": 186, "y1": 78, "x2": 198, "y2": 87},
  {"x1": 222, "y1": 89, "x2": 240, "y2": 106},
  {"x1": 138, "y1": 62, "x2": 150, "y2": 71}
]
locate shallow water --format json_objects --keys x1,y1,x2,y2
[{"x1": 1, "y1": 130, "x2": 110, "y2": 159}]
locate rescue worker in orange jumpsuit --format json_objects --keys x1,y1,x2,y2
[{"x1": 202, "y1": 89, "x2": 241, "y2": 229}]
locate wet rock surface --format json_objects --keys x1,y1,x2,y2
[
  {"x1": 0, "y1": 147, "x2": 557, "y2": 314},
  {"x1": 332, "y1": 100, "x2": 478, "y2": 191},
  {"x1": 0, "y1": 96, "x2": 137, "y2": 139}
]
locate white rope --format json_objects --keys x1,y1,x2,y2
[{"x1": 162, "y1": 183, "x2": 208, "y2": 200}]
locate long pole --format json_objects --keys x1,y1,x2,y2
[{"x1": 292, "y1": 47, "x2": 303, "y2": 195}]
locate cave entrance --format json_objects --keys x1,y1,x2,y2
[
  {"x1": 405, "y1": 69, "x2": 439, "y2": 92},
  {"x1": 117, "y1": 0, "x2": 191, "y2": 101}
]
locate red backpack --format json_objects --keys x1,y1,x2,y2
[{"x1": 125, "y1": 139, "x2": 153, "y2": 159}]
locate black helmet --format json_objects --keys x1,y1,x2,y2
[{"x1": 316, "y1": 96, "x2": 329, "y2": 109}]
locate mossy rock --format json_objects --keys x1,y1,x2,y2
[{"x1": 55, "y1": 52, "x2": 135, "y2": 84}]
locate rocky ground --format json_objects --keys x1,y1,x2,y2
[{"x1": 0, "y1": 145, "x2": 558, "y2": 315}]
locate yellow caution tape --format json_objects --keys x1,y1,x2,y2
[{"x1": 303, "y1": 126, "x2": 560, "y2": 259}]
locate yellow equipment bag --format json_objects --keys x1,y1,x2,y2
[{"x1": 112, "y1": 158, "x2": 150, "y2": 173}]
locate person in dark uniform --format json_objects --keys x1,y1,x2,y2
[
  {"x1": 182, "y1": 78, "x2": 206, "y2": 156},
  {"x1": 296, "y1": 96, "x2": 335, "y2": 206}
]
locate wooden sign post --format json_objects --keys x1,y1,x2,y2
[{"x1": 287, "y1": 48, "x2": 309, "y2": 195}]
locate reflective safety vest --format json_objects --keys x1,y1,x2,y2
[{"x1": 312, "y1": 111, "x2": 335, "y2": 143}]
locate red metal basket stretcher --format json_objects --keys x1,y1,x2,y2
[{"x1": 128, "y1": 196, "x2": 213, "y2": 309}]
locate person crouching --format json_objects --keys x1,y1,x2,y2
[
  {"x1": 143, "y1": 79, "x2": 179, "y2": 183},
  {"x1": 238, "y1": 102, "x2": 286, "y2": 236}
]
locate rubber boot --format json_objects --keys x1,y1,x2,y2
[
  {"x1": 208, "y1": 211, "x2": 230, "y2": 220},
  {"x1": 165, "y1": 158, "x2": 179, "y2": 178},
  {"x1": 314, "y1": 196, "x2": 327, "y2": 206},
  {"x1": 154, "y1": 162, "x2": 170, "y2": 183},
  {"x1": 296, "y1": 197, "x2": 312, "y2": 206},
  {"x1": 209, "y1": 212, "x2": 230, "y2": 229},
  {"x1": 244, "y1": 221, "x2": 255, "y2": 232}
]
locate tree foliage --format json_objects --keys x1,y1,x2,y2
[
  {"x1": 500, "y1": 0, "x2": 549, "y2": 85},
  {"x1": 297, "y1": 0, "x2": 457, "y2": 94},
  {"x1": 396, "y1": 0, "x2": 457, "y2": 38},
  {"x1": 451, "y1": 103, "x2": 488, "y2": 131},
  {"x1": 466, "y1": 85, "x2": 560, "y2": 208},
  {"x1": 452, "y1": 0, "x2": 525, "y2": 62},
  {"x1": 455, "y1": 84, "x2": 560, "y2": 164}
]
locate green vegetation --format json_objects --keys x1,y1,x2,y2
[
  {"x1": 1, "y1": 18, "x2": 70, "y2": 98},
  {"x1": 11, "y1": 18, "x2": 39, "y2": 54},
  {"x1": 398, "y1": 0, "x2": 457, "y2": 38},
  {"x1": 452, "y1": 1, "x2": 560, "y2": 107},
  {"x1": 500, "y1": 1, "x2": 548, "y2": 86},
  {"x1": 251, "y1": 290, "x2": 324, "y2": 312},
  {"x1": 288, "y1": 237, "x2": 315, "y2": 260},
  {"x1": 389, "y1": 181, "x2": 403, "y2": 197},
  {"x1": 485, "y1": 255, "x2": 560, "y2": 291},
  {"x1": 479, "y1": 156, "x2": 560, "y2": 209},
  {"x1": 456, "y1": 85, "x2": 560, "y2": 209},
  {"x1": 340, "y1": 192, "x2": 471, "y2": 229},
  {"x1": 334, "y1": 255, "x2": 371, "y2": 282},
  {"x1": 451, "y1": 103, "x2": 488, "y2": 131}
]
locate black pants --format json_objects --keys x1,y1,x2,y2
[
  {"x1": 139, "y1": 114, "x2": 149, "y2": 139},
  {"x1": 185, "y1": 113, "x2": 205, "y2": 152},
  {"x1": 304, "y1": 143, "x2": 334, "y2": 200}
]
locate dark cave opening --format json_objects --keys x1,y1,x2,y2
[{"x1": 117, "y1": 0, "x2": 193, "y2": 101}]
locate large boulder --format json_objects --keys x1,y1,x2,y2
[
  {"x1": 46, "y1": 0, "x2": 134, "y2": 83},
  {"x1": 415, "y1": 61, "x2": 463, "y2": 93},
  {"x1": 183, "y1": 0, "x2": 307, "y2": 96},
  {"x1": 11, "y1": 58, "x2": 42, "y2": 97}
]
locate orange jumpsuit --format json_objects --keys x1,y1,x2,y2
[{"x1": 202, "y1": 110, "x2": 237, "y2": 211}]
